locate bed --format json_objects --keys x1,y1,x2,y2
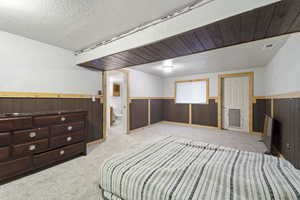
[{"x1": 99, "y1": 137, "x2": 300, "y2": 200}]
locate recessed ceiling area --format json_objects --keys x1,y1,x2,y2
[
  {"x1": 0, "y1": 0, "x2": 198, "y2": 51},
  {"x1": 129, "y1": 35, "x2": 289, "y2": 77}
]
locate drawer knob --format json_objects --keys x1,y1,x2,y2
[
  {"x1": 29, "y1": 132, "x2": 36, "y2": 138},
  {"x1": 60, "y1": 150, "x2": 65, "y2": 155},
  {"x1": 67, "y1": 126, "x2": 73, "y2": 131},
  {"x1": 61, "y1": 117, "x2": 66, "y2": 121},
  {"x1": 66, "y1": 136, "x2": 72, "y2": 142},
  {"x1": 29, "y1": 145, "x2": 36, "y2": 151}
]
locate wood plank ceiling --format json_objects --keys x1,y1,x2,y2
[{"x1": 79, "y1": 0, "x2": 300, "y2": 71}]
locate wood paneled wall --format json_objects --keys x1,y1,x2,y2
[
  {"x1": 129, "y1": 97, "x2": 288, "y2": 134},
  {"x1": 253, "y1": 99, "x2": 267, "y2": 132},
  {"x1": 163, "y1": 100, "x2": 189, "y2": 123},
  {"x1": 273, "y1": 98, "x2": 300, "y2": 168},
  {"x1": 252, "y1": 96, "x2": 300, "y2": 168},
  {"x1": 129, "y1": 99, "x2": 148, "y2": 130},
  {"x1": 150, "y1": 99, "x2": 163, "y2": 124},
  {"x1": 192, "y1": 99, "x2": 218, "y2": 127},
  {"x1": 0, "y1": 98, "x2": 103, "y2": 143},
  {"x1": 129, "y1": 98, "x2": 218, "y2": 131}
]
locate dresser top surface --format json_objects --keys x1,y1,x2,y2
[{"x1": 0, "y1": 109, "x2": 87, "y2": 119}]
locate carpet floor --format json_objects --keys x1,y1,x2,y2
[{"x1": 0, "y1": 123, "x2": 267, "y2": 200}]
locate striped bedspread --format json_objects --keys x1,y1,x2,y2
[{"x1": 99, "y1": 137, "x2": 300, "y2": 200}]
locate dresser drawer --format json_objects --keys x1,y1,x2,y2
[
  {"x1": 0, "y1": 117, "x2": 32, "y2": 132},
  {"x1": 33, "y1": 115, "x2": 62, "y2": 126},
  {"x1": 33, "y1": 112, "x2": 86, "y2": 126},
  {"x1": 33, "y1": 142, "x2": 85, "y2": 168},
  {"x1": 0, "y1": 157, "x2": 32, "y2": 181},
  {"x1": 0, "y1": 146, "x2": 10, "y2": 162},
  {"x1": 0, "y1": 132, "x2": 10, "y2": 146},
  {"x1": 60, "y1": 112, "x2": 86, "y2": 123},
  {"x1": 51, "y1": 121, "x2": 84, "y2": 137},
  {"x1": 13, "y1": 127, "x2": 49, "y2": 144},
  {"x1": 12, "y1": 139, "x2": 48, "y2": 158},
  {"x1": 50, "y1": 130, "x2": 85, "y2": 149}
]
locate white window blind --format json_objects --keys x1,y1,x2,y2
[{"x1": 176, "y1": 80, "x2": 207, "y2": 104}]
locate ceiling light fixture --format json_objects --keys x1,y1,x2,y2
[
  {"x1": 163, "y1": 60, "x2": 173, "y2": 67},
  {"x1": 163, "y1": 66, "x2": 173, "y2": 73},
  {"x1": 162, "y1": 60, "x2": 174, "y2": 73}
]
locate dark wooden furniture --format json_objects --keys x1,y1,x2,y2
[{"x1": 0, "y1": 110, "x2": 87, "y2": 183}]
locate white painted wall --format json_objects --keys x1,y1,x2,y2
[
  {"x1": 0, "y1": 31, "x2": 101, "y2": 95},
  {"x1": 128, "y1": 69, "x2": 164, "y2": 97},
  {"x1": 264, "y1": 33, "x2": 300, "y2": 95},
  {"x1": 76, "y1": 0, "x2": 278, "y2": 64},
  {"x1": 163, "y1": 67, "x2": 265, "y2": 97}
]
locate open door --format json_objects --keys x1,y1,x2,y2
[{"x1": 105, "y1": 70, "x2": 129, "y2": 136}]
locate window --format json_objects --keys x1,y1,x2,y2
[{"x1": 175, "y1": 79, "x2": 209, "y2": 104}]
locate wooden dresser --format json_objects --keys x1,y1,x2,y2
[{"x1": 0, "y1": 110, "x2": 87, "y2": 183}]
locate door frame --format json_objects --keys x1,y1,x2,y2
[
  {"x1": 103, "y1": 69, "x2": 130, "y2": 140},
  {"x1": 217, "y1": 72, "x2": 253, "y2": 133}
]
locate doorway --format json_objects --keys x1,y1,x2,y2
[
  {"x1": 104, "y1": 70, "x2": 129, "y2": 137},
  {"x1": 218, "y1": 72, "x2": 253, "y2": 133}
]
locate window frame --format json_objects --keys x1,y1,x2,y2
[{"x1": 174, "y1": 78, "x2": 209, "y2": 104}]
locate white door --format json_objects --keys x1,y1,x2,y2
[{"x1": 222, "y1": 76, "x2": 249, "y2": 132}]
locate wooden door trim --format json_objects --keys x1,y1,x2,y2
[{"x1": 218, "y1": 72, "x2": 254, "y2": 133}]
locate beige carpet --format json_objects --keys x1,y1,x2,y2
[{"x1": 0, "y1": 123, "x2": 267, "y2": 200}]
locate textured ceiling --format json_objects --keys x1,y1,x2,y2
[
  {"x1": 0, "y1": 0, "x2": 198, "y2": 51},
  {"x1": 129, "y1": 35, "x2": 289, "y2": 78}
]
